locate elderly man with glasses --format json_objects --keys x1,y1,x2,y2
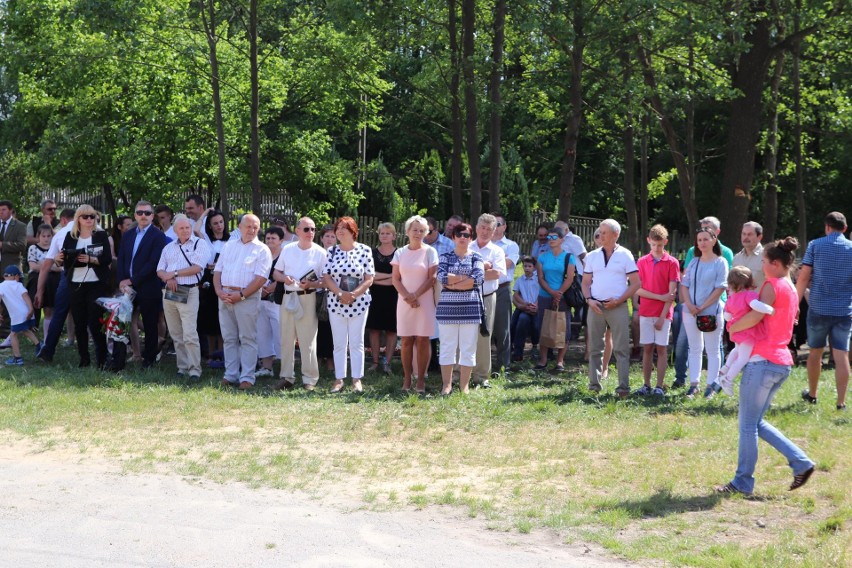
[
  {"x1": 271, "y1": 217, "x2": 327, "y2": 391},
  {"x1": 26, "y1": 200, "x2": 60, "y2": 246}
]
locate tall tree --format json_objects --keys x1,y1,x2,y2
[
  {"x1": 487, "y1": 0, "x2": 506, "y2": 213},
  {"x1": 462, "y1": 0, "x2": 482, "y2": 220}
]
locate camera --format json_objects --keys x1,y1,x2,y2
[{"x1": 62, "y1": 248, "x2": 82, "y2": 260}]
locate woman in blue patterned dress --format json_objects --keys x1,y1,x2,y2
[{"x1": 436, "y1": 222, "x2": 484, "y2": 395}]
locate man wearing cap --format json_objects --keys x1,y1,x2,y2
[{"x1": 797, "y1": 211, "x2": 852, "y2": 411}]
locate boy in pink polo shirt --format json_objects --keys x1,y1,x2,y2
[{"x1": 635, "y1": 225, "x2": 681, "y2": 396}]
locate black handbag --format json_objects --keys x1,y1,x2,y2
[{"x1": 563, "y1": 253, "x2": 585, "y2": 309}]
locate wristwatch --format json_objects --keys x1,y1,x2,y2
[
  {"x1": 239, "y1": 290, "x2": 245, "y2": 301},
  {"x1": 174, "y1": 270, "x2": 179, "y2": 279}
]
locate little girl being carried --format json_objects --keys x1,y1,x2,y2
[{"x1": 716, "y1": 266, "x2": 775, "y2": 395}]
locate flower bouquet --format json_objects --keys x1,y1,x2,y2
[{"x1": 97, "y1": 288, "x2": 136, "y2": 345}]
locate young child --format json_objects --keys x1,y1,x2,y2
[
  {"x1": 27, "y1": 224, "x2": 56, "y2": 340},
  {"x1": 634, "y1": 225, "x2": 681, "y2": 396},
  {"x1": 511, "y1": 256, "x2": 541, "y2": 361},
  {"x1": 715, "y1": 266, "x2": 775, "y2": 395},
  {"x1": 0, "y1": 266, "x2": 43, "y2": 365}
]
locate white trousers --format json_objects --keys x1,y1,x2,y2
[
  {"x1": 438, "y1": 323, "x2": 479, "y2": 367},
  {"x1": 682, "y1": 308, "x2": 723, "y2": 386},
  {"x1": 257, "y1": 300, "x2": 281, "y2": 359},
  {"x1": 329, "y1": 311, "x2": 368, "y2": 381}
]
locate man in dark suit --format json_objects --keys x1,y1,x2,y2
[
  {"x1": 0, "y1": 200, "x2": 28, "y2": 342},
  {"x1": 115, "y1": 201, "x2": 169, "y2": 369},
  {"x1": 0, "y1": 200, "x2": 28, "y2": 274}
]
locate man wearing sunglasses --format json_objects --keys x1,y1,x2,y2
[
  {"x1": 424, "y1": 217, "x2": 454, "y2": 256},
  {"x1": 271, "y1": 217, "x2": 327, "y2": 391},
  {"x1": 26, "y1": 199, "x2": 60, "y2": 246},
  {"x1": 115, "y1": 201, "x2": 169, "y2": 370}
]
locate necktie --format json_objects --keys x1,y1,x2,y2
[{"x1": 0, "y1": 221, "x2": 6, "y2": 241}]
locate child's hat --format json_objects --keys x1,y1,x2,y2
[{"x1": 3, "y1": 265, "x2": 22, "y2": 277}]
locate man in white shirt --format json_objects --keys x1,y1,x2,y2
[
  {"x1": 491, "y1": 213, "x2": 519, "y2": 376},
  {"x1": 155, "y1": 215, "x2": 211, "y2": 381},
  {"x1": 213, "y1": 214, "x2": 272, "y2": 389},
  {"x1": 185, "y1": 194, "x2": 211, "y2": 243},
  {"x1": 581, "y1": 219, "x2": 641, "y2": 397},
  {"x1": 469, "y1": 214, "x2": 507, "y2": 387},
  {"x1": 272, "y1": 217, "x2": 327, "y2": 391},
  {"x1": 555, "y1": 220, "x2": 587, "y2": 274},
  {"x1": 34, "y1": 208, "x2": 76, "y2": 362}
]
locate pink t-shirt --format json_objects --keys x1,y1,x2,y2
[
  {"x1": 751, "y1": 277, "x2": 798, "y2": 366},
  {"x1": 725, "y1": 290, "x2": 764, "y2": 344},
  {"x1": 636, "y1": 252, "x2": 680, "y2": 319}
]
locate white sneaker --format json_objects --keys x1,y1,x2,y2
[
  {"x1": 719, "y1": 374, "x2": 735, "y2": 396},
  {"x1": 0, "y1": 336, "x2": 12, "y2": 348},
  {"x1": 255, "y1": 367, "x2": 274, "y2": 378}
]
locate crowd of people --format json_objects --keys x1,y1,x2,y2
[{"x1": 0, "y1": 197, "x2": 850, "y2": 493}]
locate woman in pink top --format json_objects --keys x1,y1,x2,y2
[{"x1": 717, "y1": 238, "x2": 815, "y2": 496}]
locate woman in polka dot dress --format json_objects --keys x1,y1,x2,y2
[{"x1": 322, "y1": 217, "x2": 376, "y2": 393}]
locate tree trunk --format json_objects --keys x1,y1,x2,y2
[
  {"x1": 462, "y1": 0, "x2": 482, "y2": 221},
  {"x1": 621, "y1": 51, "x2": 638, "y2": 251},
  {"x1": 639, "y1": 112, "x2": 649, "y2": 241},
  {"x1": 556, "y1": 1, "x2": 584, "y2": 221},
  {"x1": 448, "y1": 0, "x2": 463, "y2": 217},
  {"x1": 764, "y1": 53, "x2": 784, "y2": 242},
  {"x1": 200, "y1": 0, "x2": 229, "y2": 222},
  {"x1": 487, "y1": 0, "x2": 506, "y2": 214},
  {"x1": 793, "y1": 4, "x2": 806, "y2": 248},
  {"x1": 636, "y1": 43, "x2": 699, "y2": 234},
  {"x1": 718, "y1": 16, "x2": 774, "y2": 235},
  {"x1": 248, "y1": 0, "x2": 261, "y2": 215},
  {"x1": 103, "y1": 183, "x2": 117, "y2": 218}
]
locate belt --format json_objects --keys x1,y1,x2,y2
[
  {"x1": 498, "y1": 281, "x2": 511, "y2": 289},
  {"x1": 178, "y1": 283, "x2": 199, "y2": 288},
  {"x1": 223, "y1": 286, "x2": 242, "y2": 291},
  {"x1": 483, "y1": 291, "x2": 496, "y2": 298},
  {"x1": 284, "y1": 289, "x2": 315, "y2": 295}
]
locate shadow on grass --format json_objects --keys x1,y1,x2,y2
[{"x1": 592, "y1": 487, "x2": 775, "y2": 519}]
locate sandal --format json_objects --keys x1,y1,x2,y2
[
  {"x1": 330, "y1": 381, "x2": 344, "y2": 394},
  {"x1": 715, "y1": 482, "x2": 750, "y2": 496},
  {"x1": 790, "y1": 467, "x2": 814, "y2": 491},
  {"x1": 554, "y1": 363, "x2": 565, "y2": 373},
  {"x1": 533, "y1": 364, "x2": 547, "y2": 371}
]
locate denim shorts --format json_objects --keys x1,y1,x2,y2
[
  {"x1": 806, "y1": 311, "x2": 852, "y2": 351},
  {"x1": 10, "y1": 319, "x2": 36, "y2": 333}
]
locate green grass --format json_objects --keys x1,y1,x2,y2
[{"x1": 1, "y1": 343, "x2": 850, "y2": 567}]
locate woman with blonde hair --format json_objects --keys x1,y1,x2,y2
[
  {"x1": 59, "y1": 205, "x2": 112, "y2": 368},
  {"x1": 366, "y1": 222, "x2": 398, "y2": 374},
  {"x1": 392, "y1": 216, "x2": 439, "y2": 393}
]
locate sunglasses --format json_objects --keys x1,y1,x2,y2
[
  {"x1": 45, "y1": 207, "x2": 57, "y2": 212},
  {"x1": 427, "y1": 229, "x2": 435, "y2": 235},
  {"x1": 136, "y1": 210, "x2": 153, "y2": 216},
  {"x1": 80, "y1": 214, "x2": 97, "y2": 220},
  {"x1": 547, "y1": 234, "x2": 560, "y2": 240},
  {"x1": 496, "y1": 221, "x2": 506, "y2": 227},
  {"x1": 302, "y1": 227, "x2": 316, "y2": 233},
  {"x1": 456, "y1": 232, "x2": 472, "y2": 239}
]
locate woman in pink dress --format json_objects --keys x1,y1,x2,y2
[{"x1": 391, "y1": 215, "x2": 439, "y2": 394}]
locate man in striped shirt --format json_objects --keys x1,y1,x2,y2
[{"x1": 213, "y1": 214, "x2": 272, "y2": 390}]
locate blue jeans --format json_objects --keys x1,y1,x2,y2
[
  {"x1": 732, "y1": 360, "x2": 814, "y2": 494},
  {"x1": 40, "y1": 272, "x2": 70, "y2": 359},
  {"x1": 511, "y1": 309, "x2": 540, "y2": 359}
]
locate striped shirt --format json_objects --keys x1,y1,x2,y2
[
  {"x1": 156, "y1": 236, "x2": 212, "y2": 286},
  {"x1": 214, "y1": 237, "x2": 272, "y2": 290},
  {"x1": 802, "y1": 231, "x2": 852, "y2": 316}
]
